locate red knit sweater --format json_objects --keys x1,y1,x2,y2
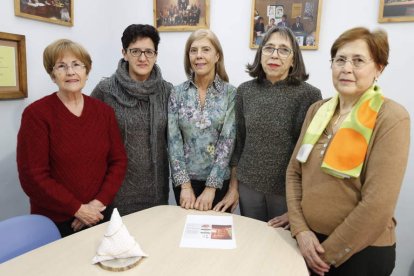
[{"x1": 17, "y1": 93, "x2": 127, "y2": 222}]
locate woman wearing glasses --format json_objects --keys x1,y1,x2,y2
[
  {"x1": 168, "y1": 29, "x2": 237, "y2": 212},
  {"x1": 17, "y1": 39, "x2": 127, "y2": 237},
  {"x1": 91, "y1": 24, "x2": 173, "y2": 216},
  {"x1": 287, "y1": 27, "x2": 410, "y2": 275},
  {"x1": 228, "y1": 27, "x2": 321, "y2": 224}
]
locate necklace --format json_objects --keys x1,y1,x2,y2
[{"x1": 333, "y1": 110, "x2": 351, "y2": 127}]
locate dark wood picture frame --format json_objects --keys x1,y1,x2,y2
[
  {"x1": 14, "y1": 0, "x2": 74, "y2": 27},
  {"x1": 154, "y1": 0, "x2": 210, "y2": 32},
  {"x1": 378, "y1": 0, "x2": 414, "y2": 23},
  {"x1": 0, "y1": 32, "x2": 27, "y2": 100},
  {"x1": 250, "y1": 0, "x2": 323, "y2": 50}
]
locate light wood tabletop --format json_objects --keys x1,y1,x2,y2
[{"x1": 0, "y1": 205, "x2": 308, "y2": 276}]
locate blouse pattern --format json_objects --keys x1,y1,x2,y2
[{"x1": 168, "y1": 75, "x2": 236, "y2": 189}]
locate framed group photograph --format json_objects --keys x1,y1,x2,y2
[
  {"x1": 154, "y1": 0, "x2": 210, "y2": 32},
  {"x1": 250, "y1": 0, "x2": 323, "y2": 50},
  {"x1": 14, "y1": 0, "x2": 73, "y2": 27},
  {"x1": 0, "y1": 32, "x2": 27, "y2": 100},
  {"x1": 378, "y1": 0, "x2": 414, "y2": 23}
]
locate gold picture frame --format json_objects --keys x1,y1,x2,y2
[
  {"x1": 0, "y1": 32, "x2": 28, "y2": 100},
  {"x1": 14, "y1": 0, "x2": 73, "y2": 27},
  {"x1": 250, "y1": 0, "x2": 323, "y2": 50},
  {"x1": 378, "y1": 0, "x2": 414, "y2": 23},
  {"x1": 154, "y1": 0, "x2": 210, "y2": 32}
]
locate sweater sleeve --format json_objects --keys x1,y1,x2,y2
[
  {"x1": 168, "y1": 87, "x2": 191, "y2": 186},
  {"x1": 293, "y1": 87, "x2": 322, "y2": 142},
  {"x1": 229, "y1": 87, "x2": 245, "y2": 167},
  {"x1": 17, "y1": 107, "x2": 83, "y2": 216},
  {"x1": 205, "y1": 86, "x2": 236, "y2": 189},
  {"x1": 320, "y1": 109, "x2": 410, "y2": 267},
  {"x1": 286, "y1": 102, "x2": 320, "y2": 236},
  {"x1": 94, "y1": 108, "x2": 127, "y2": 206}
]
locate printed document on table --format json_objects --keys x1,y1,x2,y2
[{"x1": 179, "y1": 215, "x2": 236, "y2": 249}]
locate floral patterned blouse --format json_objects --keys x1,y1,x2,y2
[{"x1": 168, "y1": 75, "x2": 236, "y2": 189}]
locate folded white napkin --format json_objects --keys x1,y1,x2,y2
[{"x1": 92, "y1": 208, "x2": 148, "y2": 264}]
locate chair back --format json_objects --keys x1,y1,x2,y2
[{"x1": 0, "y1": 214, "x2": 61, "y2": 263}]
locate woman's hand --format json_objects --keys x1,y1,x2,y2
[
  {"x1": 72, "y1": 199, "x2": 105, "y2": 231},
  {"x1": 296, "y1": 231, "x2": 330, "y2": 276},
  {"x1": 71, "y1": 218, "x2": 85, "y2": 232},
  {"x1": 268, "y1": 212, "x2": 289, "y2": 229},
  {"x1": 74, "y1": 204, "x2": 105, "y2": 226},
  {"x1": 88, "y1": 199, "x2": 105, "y2": 208},
  {"x1": 180, "y1": 183, "x2": 196, "y2": 209},
  {"x1": 194, "y1": 187, "x2": 216, "y2": 211},
  {"x1": 213, "y1": 186, "x2": 239, "y2": 213}
]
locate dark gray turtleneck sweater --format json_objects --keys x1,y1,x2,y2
[{"x1": 230, "y1": 79, "x2": 321, "y2": 196}]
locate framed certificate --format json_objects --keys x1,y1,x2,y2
[{"x1": 0, "y1": 32, "x2": 27, "y2": 99}]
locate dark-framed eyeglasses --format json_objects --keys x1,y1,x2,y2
[
  {"x1": 128, "y1": 48, "x2": 157, "y2": 58},
  {"x1": 262, "y1": 46, "x2": 292, "y2": 58}
]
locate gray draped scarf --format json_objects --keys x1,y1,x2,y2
[{"x1": 98, "y1": 59, "x2": 169, "y2": 164}]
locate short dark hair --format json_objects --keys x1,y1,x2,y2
[
  {"x1": 331, "y1": 27, "x2": 389, "y2": 70},
  {"x1": 246, "y1": 26, "x2": 309, "y2": 84},
  {"x1": 121, "y1": 24, "x2": 160, "y2": 51}
]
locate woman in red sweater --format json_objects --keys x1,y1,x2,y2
[{"x1": 17, "y1": 39, "x2": 127, "y2": 237}]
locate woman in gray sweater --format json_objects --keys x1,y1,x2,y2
[
  {"x1": 91, "y1": 24, "x2": 172, "y2": 215},
  {"x1": 228, "y1": 27, "x2": 321, "y2": 226}
]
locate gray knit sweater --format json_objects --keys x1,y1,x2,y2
[
  {"x1": 91, "y1": 60, "x2": 173, "y2": 215},
  {"x1": 230, "y1": 78, "x2": 321, "y2": 196}
]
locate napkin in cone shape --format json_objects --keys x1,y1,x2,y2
[{"x1": 92, "y1": 208, "x2": 148, "y2": 264}]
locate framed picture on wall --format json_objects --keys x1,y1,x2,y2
[
  {"x1": 14, "y1": 0, "x2": 73, "y2": 27},
  {"x1": 154, "y1": 0, "x2": 210, "y2": 32},
  {"x1": 378, "y1": 0, "x2": 414, "y2": 23},
  {"x1": 0, "y1": 32, "x2": 27, "y2": 100},
  {"x1": 250, "y1": 0, "x2": 323, "y2": 50}
]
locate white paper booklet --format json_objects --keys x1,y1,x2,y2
[{"x1": 179, "y1": 215, "x2": 236, "y2": 249}]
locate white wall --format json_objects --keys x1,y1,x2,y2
[{"x1": 1, "y1": 0, "x2": 413, "y2": 275}]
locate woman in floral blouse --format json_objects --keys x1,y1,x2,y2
[{"x1": 168, "y1": 29, "x2": 237, "y2": 212}]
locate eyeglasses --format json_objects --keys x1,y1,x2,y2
[
  {"x1": 262, "y1": 46, "x2": 292, "y2": 58},
  {"x1": 53, "y1": 62, "x2": 86, "y2": 73},
  {"x1": 128, "y1": 48, "x2": 157, "y2": 58},
  {"x1": 330, "y1": 57, "x2": 372, "y2": 69},
  {"x1": 189, "y1": 47, "x2": 213, "y2": 56}
]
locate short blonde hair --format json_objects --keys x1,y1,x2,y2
[
  {"x1": 43, "y1": 39, "x2": 92, "y2": 77},
  {"x1": 184, "y1": 29, "x2": 229, "y2": 82}
]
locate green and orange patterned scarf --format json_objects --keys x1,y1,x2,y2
[{"x1": 296, "y1": 85, "x2": 384, "y2": 179}]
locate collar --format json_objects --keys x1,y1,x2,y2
[{"x1": 183, "y1": 73, "x2": 225, "y2": 93}]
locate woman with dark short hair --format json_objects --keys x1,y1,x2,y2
[{"x1": 91, "y1": 24, "x2": 173, "y2": 216}]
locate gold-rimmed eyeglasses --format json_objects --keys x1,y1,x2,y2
[
  {"x1": 128, "y1": 48, "x2": 157, "y2": 58},
  {"x1": 330, "y1": 57, "x2": 373, "y2": 69},
  {"x1": 53, "y1": 62, "x2": 86, "y2": 73}
]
